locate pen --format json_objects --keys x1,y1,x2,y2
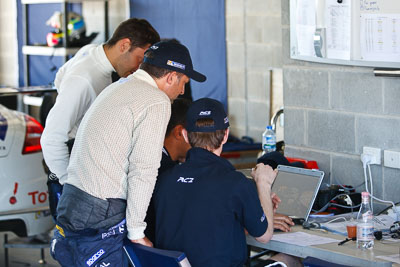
[{"x1": 338, "y1": 237, "x2": 356, "y2": 246}]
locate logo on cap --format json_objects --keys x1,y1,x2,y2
[
  {"x1": 167, "y1": 60, "x2": 185, "y2": 70},
  {"x1": 224, "y1": 117, "x2": 229, "y2": 124},
  {"x1": 199, "y1": 111, "x2": 211, "y2": 116},
  {"x1": 150, "y1": 45, "x2": 158, "y2": 50}
]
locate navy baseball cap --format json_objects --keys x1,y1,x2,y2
[
  {"x1": 186, "y1": 98, "x2": 229, "y2": 132},
  {"x1": 143, "y1": 41, "x2": 206, "y2": 82}
]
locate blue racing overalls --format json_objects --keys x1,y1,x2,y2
[{"x1": 51, "y1": 184, "x2": 129, "y2": 267}]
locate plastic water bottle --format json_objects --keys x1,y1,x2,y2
[
  {"x1": 262, "y1": 126, "x2": 276, "y2": 154},
  {"x1": 357, "y1": 192, "x2": 374, "y2": 250}
]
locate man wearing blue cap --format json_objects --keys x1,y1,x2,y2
[
  {"x1": 41, "y1": 18, "x2": 160, "y2": 222},
  {"x1": 153, "y1": 98, "x2": 300, "y2": 267},
  {"x1": 50, "y1": 41, "x2": 206, "y2": 267}
]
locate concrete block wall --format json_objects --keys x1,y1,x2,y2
[
  {"x1": 282, "y1": 0, "x2": 400, "y2": 209},
  {"x1": 226, "y1": 0, "x2": 283, "y2": 142},
  {"x1": 0, "y1": 0, "x2": 18, "y2": 87},
  {"x1": 83, "y1": 0, "x2": 127, "y2": 44}
]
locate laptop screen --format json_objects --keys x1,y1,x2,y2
[{"x1": 273, "y1": 165, "x2": 324, "y2": 221}]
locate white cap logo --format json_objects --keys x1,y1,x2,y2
[{"x1": 199, "y1": 111, "x2": 211, "y2": 116}]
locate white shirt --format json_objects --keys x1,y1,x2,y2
[
  {"x1": 41, "y1": 44, "x2": 115, "y2": 183},
  {"x1": 66, "y1": 70, "x2": 171, "y2": 240}
]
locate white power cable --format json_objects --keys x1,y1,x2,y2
[
  {"x1": 361, "y1": 153, "x2": 399, "y2": 221},
  {"x1": 325, "y1": 216, "x2": 347, "y2": 224},
  {"x1": 367, "y1": 164, "x2": 374, "y2": 212}
]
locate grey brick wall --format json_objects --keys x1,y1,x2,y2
[
  {"x1": 226, "y1": 0, "x2": 283, "y2": 142},
  {"x1": 282, "y1": 0, "x2": 400, "y2": 210}
]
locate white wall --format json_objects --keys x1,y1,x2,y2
[
  {"x1": 0, "y1": 0, "x2": 18, "y2": 87},
  {"x1": 83, "y1": 0, "x2": 128, "y2": 44}
]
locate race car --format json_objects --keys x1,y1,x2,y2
[{"x1": 0, "y1": 91, "x2": 55, "y2": 237}]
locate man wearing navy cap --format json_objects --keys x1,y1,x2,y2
[
  {"x1": 153, "y1": 98, "x2": 300, "y2": 267},
  {"x1": 51, "y1": 41, "x2": 206, "y2": 267}
]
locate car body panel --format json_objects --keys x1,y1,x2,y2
[
  {"x1": 0, "y1": 105, "x2": 16, "y2": 157},
  {"x1": 0, "y1": 104, "x2": 54, "y2": 237}
]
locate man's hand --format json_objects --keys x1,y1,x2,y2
[
  {"x1": 271, "y1": 192, "x2": 281, "y2": 212},
  {"x1": 131, "y1": 236, "x2": 153, "y2": 247},
  {"x1": 251, "y1": 163, "x2": 277, "y2": 188},
  {"x1": 273, "y1": 213, "x2": 294, "y2": 232}
]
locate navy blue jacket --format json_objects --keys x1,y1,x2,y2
[
  {"x1": 145, "y1": 147, "x2": 178, "y2": 243},
  {"x1": 154, "y1": 147, "x2": 268, "y2": 267}
]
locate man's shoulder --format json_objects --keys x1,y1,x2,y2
[
  {"x1": 158, "y1": 162, "x2": 184, "y2": 180},
  {"x1": 118, "y1": 74, "x2": 169, "y2": 102},
  {"x1": 158, "y1": 153, "x2": 177, "y2": 175},
  {"x1": 62, "y1": 45, "x2": 103, "y2": 74},
  {"x1": 216, "y1": 164, "x2": 248, "y2": 182}
]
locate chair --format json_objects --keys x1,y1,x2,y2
[
  {"x1": 303, "y1": 256, "x2": 351, "y2": 267},
  {"x1": 123, "y1": 239, "x2": 191, "y2": 267}
]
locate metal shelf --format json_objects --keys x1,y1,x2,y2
[
  {"x1": 22, "y1": 45, "x2": 80, "y2": 56},
  {"x1": 21, "y1": 0, "x2": 108, "y2": 89}
]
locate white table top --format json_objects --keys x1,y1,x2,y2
[{"x1": 247, "y1": 226, "x2": 400, "y2": 267}]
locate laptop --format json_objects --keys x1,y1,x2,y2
[
  {"x1": 272, "y1": 165, "x2": 324, "y2": 223},
  {"x1": 239, "y1": 165, "x2": 324, "y2": 223}
]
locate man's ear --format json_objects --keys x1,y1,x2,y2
[
  {"x1": 173, "y1": 125, "x2": 185, "y2": 140},
  {"x1": 221, "y1": 128, "x2": 229, "y2": 145},
  {"x1": 182, "y1": 128, "x2": 190, "y2": 144},
  {"x1": 119, "y1": 38, "x2": 131, "y2": 53},
  {"x1": 165, "y1": 71, "x2": 176, "y2": 86}
]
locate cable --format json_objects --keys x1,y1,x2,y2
[
  {"x1": 312, "y1": 193, "x2": 360, "y2": 214},
  {"x1": 331, "y1": 203, "x2": 361, "y2": 209},
  {"x1": 333, "y1": 176, "x2": 364, "y2": 190},
  {"x1": 366, "y1": 164, "x2": 373, "y2": 212},
  {"x1": 365, "y1": 163, "x2": 398, "y2": 219},
  {"x1": 324, "y1": 216, "x2": 347, "y2": 224},
  {"x1": 360, "y1": 156, "x2": 400, "y2": 221}
]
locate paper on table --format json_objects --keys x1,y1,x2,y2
[
  {"x1": 373, "y1": 214, "x2": 396, "y2": 231},
  {"x1": 271, "y1": 232, "x2": 338, "y2": 247},
  {"x1": 376, "y1": 255, "x2": 400, "y2": 264}
]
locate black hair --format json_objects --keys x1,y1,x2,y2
[
  {"x1": 165, "y1": 98, "x2": 192, "y2": 137},
  {"x1": 105, "y1": 18, "x2": 160, "y2": 50}
]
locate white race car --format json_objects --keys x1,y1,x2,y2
[{"x1": 0, "y1": 102, "x2": 54, "y2": 237}]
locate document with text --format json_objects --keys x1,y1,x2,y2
[
  {"x1": 360, "y1": 13, "x2": 400, "y2": 62},
  {"x1": 271, "y1": 232, "x2": 338, "y2": 247}
]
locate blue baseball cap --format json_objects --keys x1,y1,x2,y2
[
  {"x1": 143, "y1": 41, "x2": 206, "y2": 82},
  {"x1": 185, "y1": 98, "x2": 229, "y2": 132}
]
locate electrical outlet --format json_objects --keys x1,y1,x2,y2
[
  {"x1": 363, "y1": 146, "x2": 381, "y2": 165},
  {"x1": 384, "y1": 150, "x2": 400, "y2": 169}
]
